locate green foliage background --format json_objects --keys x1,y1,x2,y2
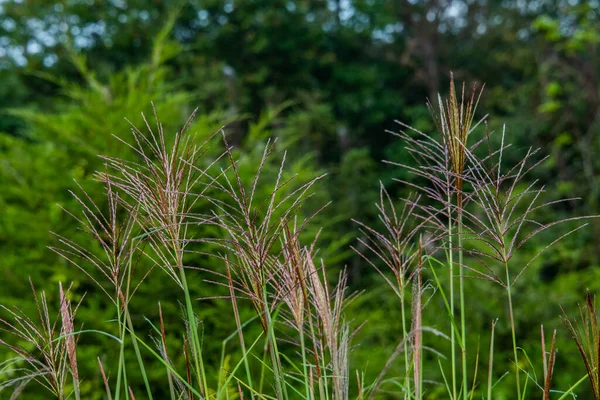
[{"x1": 1, "y1": 1, "x2": 599, "y2": 398}]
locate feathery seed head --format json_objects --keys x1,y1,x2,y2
[{"x1": 428, "y1": 73, "x2": 484, "y2": 202}]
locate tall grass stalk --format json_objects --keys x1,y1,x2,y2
[
  {"x1": 455, "y1": 119, "x2": 591, "y2": 398},
  {"x1": 262, "y1": 284, "x2": 286, "y2": 399},
  {"x1": 115, "y1": 296, "x2": 129, "y2": 400},
  {"x1": 123, "y1": 245, "x2": 153, "y2": 400},
  {"x1": 353, "y1": 187, "x2": 426, "y2": 399},
  {"x1": 541, "y1": 326, "x2": 557, "y2": 400},
  {"x1": 412, "y1": 239, "x2": 424, "y2": 400},
  {"x1": 58, "y1": 283, "x2": 80, "y2": 400},
  {"x1": 156, "y1": 303, "x2": 177, "y2": 399},
  {"x1": 0, "y1": 281, "x2": 81, "y2": 400},
  {"x1": 486, "y1": 320, "x2": 496, "y2": 400},
  {"x1": 225, "y1": 259, "x2": 254, "y2": 396},
  {"x1": 5, "y1": 78, "x2": 598, "y2": 400},
  {"x1": 503, "y1": 257, "x2": 521, "y2": 399},
  {"x1": 385, "y1": 73, "x2": 588, "y2": 400},
  {"x1": 457, "y1": 213, "x2": 467, "y2": 400},
  {"x1": 400, "y1": 280, "x2": 411, "y2": 399},
  {"x1": 49, "y1": 181, "x2": 143, "y2": 400},
  {"x1": 387, "y1": 75, "x2": 484, "y2": 400},
  {"x1": 98, "y1": 107, "x2": 218, "y2": 396},
  {"x1": 179, "y1": 259, "x2": 210, "y2": 397},
  {"x1": 446, "y1": 195, "x2": 457, "y2": 400},
  {"x1": 562, "y1": 290, "x2": 600, "y2": 399},
  {"x1": 431, "y1": 74, "x2": 483, "y2": 400},
  {"x1": 279, "y1": 224, "x2": 313, "y2": 400}
]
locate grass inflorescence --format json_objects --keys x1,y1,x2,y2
[{"x1": 0, "y1": 79, "x2": 597, "y2": 400}]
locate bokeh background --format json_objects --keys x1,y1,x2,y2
[{"x1": 1, "y1": 0, "x2": 600, "y2": 398}]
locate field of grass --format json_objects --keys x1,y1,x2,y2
[{"x1": 1, "y1": 76, "x2": 597, "y2": 400}]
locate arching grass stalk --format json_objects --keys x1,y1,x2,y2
[
  {"x1": 304, "y1": 259, "x2": 351, "y2": 400},
  {"x1": 119, "y1": 238, "x2": 153, "y2": 400},
  {"x1": 178, "y1": 262, "x2": 210, "y2": 397}
]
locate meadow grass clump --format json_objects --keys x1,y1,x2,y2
[
  {"x1": 0, "y1": 281, "x2": 81, "y2": 400},
  {"x1": 0, "y1": 78, "x2": 597, "y2": 400},
  {"x1": 562, "y1": 290, "x2": 600, "y2": 399}
]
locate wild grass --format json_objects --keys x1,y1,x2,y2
[
  {"x1": 0, "y1": 281, "x2": 81, "y2": 400},
  {"x1": 562, "y1": 291, "x2": 600, "y2": 399},
  {"x1": 0, "y1": 79, "x2": 597, "y2": 399}
]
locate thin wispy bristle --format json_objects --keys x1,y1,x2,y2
[
  {"x1": 562, "y1": 290, "x2": 600, "y2": 399},
  {"x1": 0, "y1": 282, "x2": 81, "y2": 398}
]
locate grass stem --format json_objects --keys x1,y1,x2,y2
[
  {"x1": 447, "y1": 198, "x2": 457, "y2": 400},
  {"x1": 115, "y1": 297, "x2": 129, "y2": 400},
  {"x1": 179, "y1": 264, "x2": 209, "y2": 397},
  {"x1": 122, "y1": 241, "x2": 153, "y2": 400},
  {"x1": 299, "y1": 325, "x2": 311, "y2": 400},
  {"x1": 261, "y1": 287, "x2": 286, "y2": 400},
  {"x1": 458, "y1": 213, "x2": 468, "y2": 400},
  {"x1": 400, "y1": 286, "x2": 411, "y2": 399},
  {"x1": 124, "y1": 311, "x2": 153, "y2": 399},
  {"x1": 504, "y1": 261, "x2": 521, "y2": 399},
  {"x1": 225, "y1": 260, "x2": 253, "y2": 397},
  {"x1": 487, "y1": 319, "x2": 496, "y2": 400}
]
